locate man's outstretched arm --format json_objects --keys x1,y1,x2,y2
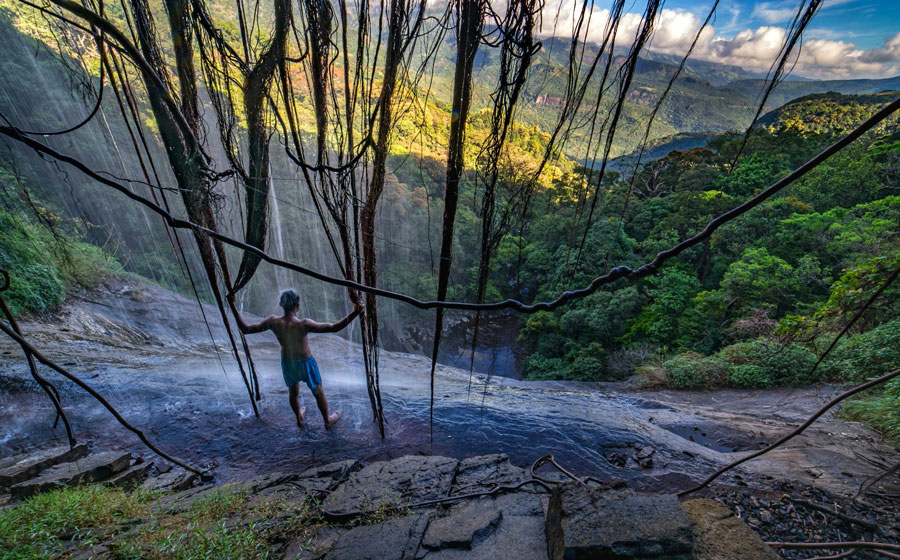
[
  {"x1": 226, "y1": 293, "x2": 271, "y2": 334},
  {"x1": 302, "y1": 303, "x2": 363, "y2": 334}
]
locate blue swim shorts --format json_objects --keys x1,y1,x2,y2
[{"x1": 281, "y1": 355, "x2": 322, "y2": 391}]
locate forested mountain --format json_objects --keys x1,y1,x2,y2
[
  {"x1": 757, "y1": 90, "x2": 900, "y2": 133},
  {"x1": 505, "y1": 91, "x2": 900, "y2": 437}
]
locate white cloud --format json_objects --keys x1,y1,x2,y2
[
  {"x1": 533, "y1": 1, "x2": 900, "y2": 79},
  {"x1": 859, "y1": 31, "x2": 900, "y2": 63},
  {"x1": 751, "y1": 2, "x2": 797, "y2": 24}
]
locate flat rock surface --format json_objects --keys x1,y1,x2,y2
[
  {"x1": 421, "y1": 501, "x2": 502, "y2": 550},
  {"x1": 324, "y1": 515, "x2": 430, "y2": 560},
  {"x1": 546, "y1": 482, "x2": 693, "y2": 560},
  {"x1": 10, "y1": 451, "x2": 131, "y2": 499},
  {"x1": 141, "y1": 470, "x2": 197, "y2": 492},
  {"x1": 4, "y1": 281, "x2": 898, "y2": 496},
  {"x1": 0, "y1": 444, "x2": 88, "y2": 487},
  {"x1": 682, "y1": 498, "x2": 779, "y2": 560},
  {"x1": 450, "y1": 454, "x2": 527, "y2": 495},
  {"x1": 298, "y1": 460, "x2": 361, "y2": 481},
  {"x1": 323, "y1": 455, "x2": 459, "y2": 514},
  {"x1": 417, "y1": 493, "x2": 547, "y2": 559}
]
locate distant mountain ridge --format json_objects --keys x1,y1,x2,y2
[
  {"x1": 726, "y1": 76, "x2": 900, "y2": 110},
  {"x1": 465, "y1": 35, "x2": 900, "y2": 158}
]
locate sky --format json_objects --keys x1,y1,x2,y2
[{"x1": 536, "y1": 0, "x2": 900, "y2": 79}]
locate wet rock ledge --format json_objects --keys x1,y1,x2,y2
[{"x1": 1, "y1": 446, "x2": 778, "y2": 559}]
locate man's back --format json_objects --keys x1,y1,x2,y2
[
  {"x1": 228, "y1": 288, "x2": 361, "y2": 430},
  {"x1": 267, "y1": 315, "x2": 312, "y2": 360}
]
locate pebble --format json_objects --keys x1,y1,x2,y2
[{"x1": 713, "y1": 481, "x2": 900, "y2": 560}]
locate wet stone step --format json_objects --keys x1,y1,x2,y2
[
  {"x1": 0, "y1": 443, "x2": 89, "y2": 487},
  {"x1": 140, "y1": 470, "x2": 198, "y2": 493},
  {"x1": 546, "y1": 481, "x2": 694, "y2": 560},
  {"x1": 10, "y1": 451, "x2": 132, "y2": 500},
  {"x1": 104, "y1": 461, "x2": 152, "y2": 490}
]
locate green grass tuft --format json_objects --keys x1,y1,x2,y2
[{"x1": 0, "y1": 484, "x2": 156, "y2": 559}]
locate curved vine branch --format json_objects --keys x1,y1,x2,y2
[{"x1": 0, "y1": 319, "x2": 203, "y2": 474}]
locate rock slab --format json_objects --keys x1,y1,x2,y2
[
  {"x1": 546, "y1": 482, "x2": 693, "y2": 560},
  {"x1": 324, "y1": 514, "x2": 430, "y2": 560},
  {"x1": 682, "y1": 499, "x2": 779, "y2": 560},
  {"x1": 105, "y1": 462, "x2": 152, "y2": 490},
  {"x1": 417, "y1": 493, "x2": 547, "y2": 560},
  {"x1": 10, "y1": 451, "x2": 131, "y2": 499},
  {"x1": 0, "y1": 444, "x2": 89, "y2": 487},
  {"x1": 323, "y1": 455, "x2": 458, "y2": 514},
  {"x1": 422, "y1": 501, "x2": 502, "y2": 550},
  {"x1": 450, "y1": 454, "x2": 527, "y2": 495},
  {"x1": 141, "y1": 470, "x2": 197, "y2": 493}
]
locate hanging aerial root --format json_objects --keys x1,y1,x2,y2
[{"x1": 0, "y1": 318, "x2": 203, "y2": 474}]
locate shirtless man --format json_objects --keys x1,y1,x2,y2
[{"x1": 227, "y1": 289, "x2": 362, "y2": 430}]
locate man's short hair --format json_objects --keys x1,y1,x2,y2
[{"x1": 279, "y1": 289, "x2": 300, "y2": 312}]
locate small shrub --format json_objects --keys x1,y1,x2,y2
[
  {"x1": 825, "y1": 319, "x2": 900, "y2": 382},
  {"x1": 844, "y1": 378, "x2": 900, "y2": 442},
  {"x1": 567, "y1": 355, "x2": 607, "y2": 381},
  {"x1": 522, "y1": 354, "x2": 569, "y2": 381},
  {"x1": 718, "y1": 339, "x2": 819, "y2": 386},
  {"x1": 606, "y1": 343, "x2": 656, "y2": 379},
  {"x1": 730, "y1": 364, "x2": 772, "y2": 388},
  {"x1": 633, "y1": 363, "x2": 667, "y2": 388},
  {"x1": 0, "y1": 208, "x2": 120, "y2": 315},
  {"x1": 662, "y1": 352, "x2": 731, "y2": 390}
]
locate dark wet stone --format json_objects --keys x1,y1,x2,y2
[
  {"x1": 288, "y1": 460, "x2": 363, "y2": 495},
  {"x1": 0, "y1": 443, "x2": 89, "y2": 487},
  {"x1": 683, "y1": 499, "x2": 779, "y2": 560},
  {"x1": 450, "y1": 454, "x2": 527, "y2": 495},
  {"x1": 323, "y1": 456, "x2": 458, "y2": 514},
  {"x1": 546, "y1": 482, "x2": 693, "y2": 560},
  {"x1": 104, "y1": 462, "x2": 151, "y2": 490},
  {"x1": 141, "y1": 470, "x2": 197, "y2": 492},
  {"x1": 633, "y1": 472, "x2": 700, "y2": 494},
  {"x1": 422, "y1": 501, "x2": 502, "y2": 550},
  {"x1": 324, "y1": 514, "x2": 430, "y2": 560},
  {"x1": 299, "y1": 460, "x2": 361, "y2": 481},
  {"x1": 417, "y1": 494, "x2": 547, "y2": 560},
  {"x1": 10, "y1": 451, "x2": 131, "y2": 499}
]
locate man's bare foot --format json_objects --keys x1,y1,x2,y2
[
  {"x1": 325, "y1": 411, "x2": 341, "y2": 430},
  {"x1": 296, "y1": 407, "x2": 306, "y2": 429}
]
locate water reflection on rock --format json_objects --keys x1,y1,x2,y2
[{"x1": 1, "y1": 282, "x2": 897, "y2": 495}]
